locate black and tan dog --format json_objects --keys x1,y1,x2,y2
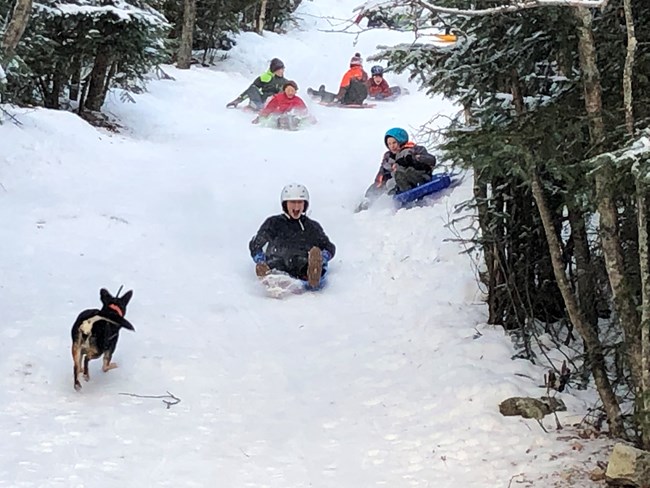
[{"x1": 71, "y1": 288, "x2": 135, "y2": 391}]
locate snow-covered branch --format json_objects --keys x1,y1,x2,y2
[
  {"x1": 416, "y1": 0, "x2": 608, "y2": 16},
  {"x1": 33, "y1": 0, "x2": 168, "y2": 27},
  {"x1": 354, "y1": 0, "x2": 609, "y2": 17}
]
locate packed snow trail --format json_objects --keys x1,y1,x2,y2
[{"x1": 0, "y1": 1, "x2": 609, "y2": 487}]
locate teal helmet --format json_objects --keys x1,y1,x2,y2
[{"x1": 384, "y1": 127, "x2": 408, "y2": 147}]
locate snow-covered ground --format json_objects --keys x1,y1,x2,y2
[{"x1": 0, "y1": 0, "x2": 612, "y2": 486}]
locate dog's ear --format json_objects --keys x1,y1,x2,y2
[
  {"x1": 120, "y1": 290, "x2": 133, "y2": 308},
  {"x1": 100, "y1": 288, "x2": 113, "y2": 305}
]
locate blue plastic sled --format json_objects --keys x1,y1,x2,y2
[{"x1": 393, "y1": 173, "x2": 452, "y2": 205}]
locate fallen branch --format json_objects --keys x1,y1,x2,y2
[
  {"x1": 507, "y1": 473, "x2": 527, "y2": 487},
  {"x1": 119, "y1": 390, "x2": 181, "y2": 409},
  {"x1": 155, "y1": 67, "x2": 175, "y2": 81},
  {"x1": 119, "y1": 91, "x2": 136, "y2": 104},
  {"x1": 0, "y1": 105, "x2": 23, "y2": 126}
]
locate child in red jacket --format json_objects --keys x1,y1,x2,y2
[
  {"x1": 252, "y1": 81, "x2": 314, "y2": 129},
  {"x1": 253, "y1": 81, "x2": 307, "y2": 120}
]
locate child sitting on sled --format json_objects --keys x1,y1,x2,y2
[
  {"x1": 226, "y1": 58, "x2": 287, "y2": 111},
  {"x1": 361, "y1": 127, "x2": 437, "y2": 208},
  {"x1": 307, "y1": 53, "x2": 369, "y2": 106},
  {"x1": 249, "y1": 184, "x2": 336, "y2": 289},
  {"x1": 251, "y1": 81, "x2": 313, "y2": 128},
  {"x1": 367, "y1": 65, "x2": 402, "y2": 100}
]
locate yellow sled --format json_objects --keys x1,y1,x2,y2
[{"x1": 433, "y1": 33, "x2": 457, "y2": 43}]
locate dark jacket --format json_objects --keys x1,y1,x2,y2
[
  {"x1": 249, "y1": 214, "x2": 336, "y2": 263},
  {"x1": 336, "y1": 66, "x2": 369, "y2": 104},
  {"x1": 244, "y1": 70, "x2": 288, "y2": 101},
  {"x1": 375, "y1": 143, "x2": 437, "y2": 185}
]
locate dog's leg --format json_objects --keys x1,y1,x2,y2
[
  {"x1": 102, "y1": 352, "x2": 118, "y2": 372},
  {"x1": 83, "y1": 356, "x2": 91, "y2": 382},
  {"x1": 72, "y1": 343, "x2": 82, "y2": 391}
]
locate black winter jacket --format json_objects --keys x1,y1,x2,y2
[
  {"x1": 246, "y1": 71, "x2": 288, "y2": 100},
  {"x1": 249, "y1": 214, "x2": 336, "y2": 262}
]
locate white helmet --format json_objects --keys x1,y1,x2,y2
[{"x1": 280, "y1": 183, "x2": 310, "y2": 212}]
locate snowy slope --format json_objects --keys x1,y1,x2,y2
[{"x1": 0, "y1": 0, "x2": 611, "y2": 487}]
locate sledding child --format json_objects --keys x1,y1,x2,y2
[
  {"x1": 249, "y1": 184, "x2": 336, "y2": 288},
  {"x1": 226, "y1": 58, "x2": 287, "y2": 110},
  {"x1": 307, "y1": 53, "x2": 369, "y2": 105},
  {"x1": 251, "y1": 80, "x2": 309, "y2": 126},
  {"x1": 368, "y1": 127, "x2": 437, "y2": 196},
  {"x1": 367, "y1": 65, "x2": 402, "y2": 100}
]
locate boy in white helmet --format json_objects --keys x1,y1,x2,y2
[{"x1": 249, "y1": 184, "x2": 336, "y2": 288}]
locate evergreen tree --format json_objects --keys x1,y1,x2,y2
[
  {"x1": 363, "y1": 0, "x2": 650, "y2": 445},
  {"x1": 0, "y1": 0, "x2": 169, "y2": 111}
]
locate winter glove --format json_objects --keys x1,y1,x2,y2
[
  {"x1": 322, "y1": 250, "x2": 333, "y2": 263},
  {"x1": 253, "y1": 252, "x2": 266, "y2": 264},
  {"x1": 251, "y1": 117, "x2": 260, "y2": 124},
  {"x1": 395, "y1": 149, "x2": 415, "y2": 167}
]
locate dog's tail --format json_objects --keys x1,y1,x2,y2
[{"x1": 117, "y1": 316, "x2": 135, "y2": 331}]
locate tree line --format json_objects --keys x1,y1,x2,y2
[
  {"x1": 0, "y1": 0, "x2": 301, "y2": 114},
  {"x1": 364, "y1": 0, "x2": 650, "y2": 449}
]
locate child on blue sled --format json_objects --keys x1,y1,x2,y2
[{"x1": 357, "y1": 128, "x2": 437, "y2": 212}]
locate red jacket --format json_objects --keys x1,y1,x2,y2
[
  {"x1": 259, "y1": 93, "x2": 308, "y2": 117},
  {"x1": 367, "y1": 78, "x2": 392, "y2": 98}
]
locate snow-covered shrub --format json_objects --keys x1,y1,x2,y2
[{"x1": 2, "y1": 0, "x2": 169, "y2": 110}]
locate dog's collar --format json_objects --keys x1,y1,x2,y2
[{"x1": 108, "y1": 303, "x2": 124, "y2": 317}]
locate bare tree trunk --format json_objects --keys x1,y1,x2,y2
[
  {"x1": 622, "y1": 0, "x2": 636, "y2": 136},
  {"x1": 69, "y1": 58, "x2": 81, "y2": 102},
  {"x1": 1, "y1": 0, "x2": 33, "y2": 63},
  {"x1": 622, "y1": 0, "x2": 650, "y2": 448},
  {"x1": 531, "y1": 169, "x2": 625, "y2": 437},
  {"x1": 473, "y1": 171, "x2": 497, "y2": 315},
  {"x1": 256, "y1": 0, "x2": 268, "y2": 34},
  {"x1": 636, "y1": 182, "x2": 650, "y2": 449},
  {"x1": 84, "y1": 48, "x2": 112, "y2": 112},
  {"x1": 567, "y1": 207, "x2": 599, "y2": 329},
  {"x1": 100, "y1": 61, "x2": 118, "y2": 102},
  {"x1": 78, "y1": 78, "x2": 89, "y2": 115},
  {"x1": 573, "y1": 6, "x2": 642, "y2": 392},
  {"x1": 176, "y1": 0, "x2": 196, "y2": 70},
  {"x1": 510, "y1": 68, "x2": 525, "y2": 115}
]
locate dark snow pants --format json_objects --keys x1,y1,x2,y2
[
  {"x1": 393, "y1": 166, "x2": 432, "y2": 193},
  {"x1": 310, "y1": 86, "x2": 366, "y2": 105},
  {"x1": 242, "y1": 86, "x2": 267, "y2": 110}
]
